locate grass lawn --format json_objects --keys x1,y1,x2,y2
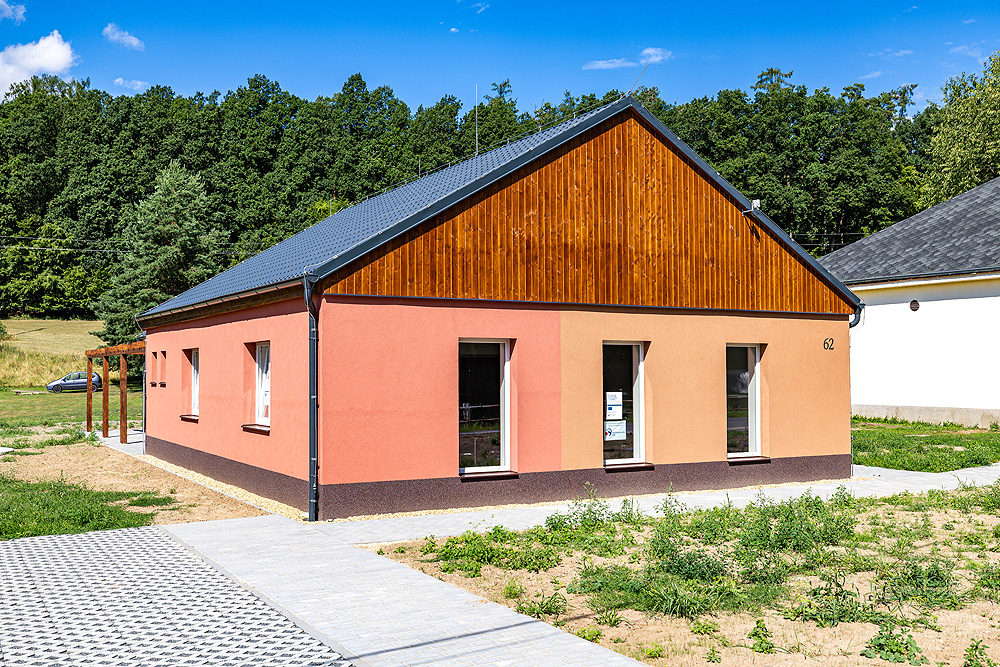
[
  {"x1": 377, "y1": 487, "x2": 1000, "y2": 666},
  {"x1": 0, "y1": 386, "x2": 144, "y2": 428},
  {"x1": 0, "y1": 474, "x2": 175, "y2": 540},
  {"x1": 852, "y1": 417, "x2": 1000, "y2": 472}
]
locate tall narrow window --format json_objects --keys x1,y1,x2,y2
[
  {"x1": 726, "y1": 345, "x2": 760, "y2": 457},
  {"x1": 603, "y1": 343, "x2": 644, "y2": 464},
  {"x1": 191, "y1": 348, "x2": 200, "y2": 416},
  {"x1": 458, "y1": 340, "x2": 509, "y2": 473},
  {"x1": 256, "y1": 342, "x2": 270, "y2": 426}
]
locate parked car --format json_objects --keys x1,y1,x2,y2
[{"x1": 47, "y1": 372, "x2": 102, "y2": 393}]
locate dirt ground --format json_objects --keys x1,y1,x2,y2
[
  {"x1": 1, "y1": 436, "x2": 265, "y2": 524},
  {"x1": 370, "y1": 530, "x2": 1000, "y2": 666}
]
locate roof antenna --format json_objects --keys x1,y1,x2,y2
[
  {"x1": 627, "y1": 62, "x2": 651, "y2": 97},
  {"x1": 475, "y1": 83, "x2": 479, "y2": 155}
]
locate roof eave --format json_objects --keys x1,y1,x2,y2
[
  {"x1": 844, "y1": 266, "x2": 1000, "y2": 287},
  {"x1": 136, "y1": 278, "x2": 302, "y2": 325}
]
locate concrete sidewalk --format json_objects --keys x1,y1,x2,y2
[{"x1": 163, "y1": 516, "x2": 643, "y2": 667}]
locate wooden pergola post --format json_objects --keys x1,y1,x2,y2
[
  {"x1": 119, "y1": 354, "x2": 127, "y2": 444},
  {"x1": 102, "y1": 356, "x2": 109, "y2": 438},
  {"x1": 85, "y1": 341, "x2": 145, "y2": 442},
  {"x1": 86, "y1": 357, "x2": 93, "y2": 432}
]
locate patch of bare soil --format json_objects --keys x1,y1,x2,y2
[
  {"x1": 369, "y1": 534, "x2": 1000, "y2": 666},
  {"x1": 0, "y1": 441, "x2": 265, "y2": 524}
]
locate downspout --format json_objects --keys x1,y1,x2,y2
[
  {"x1": 303, "y1": 271, "x2": 320, "y2": 522},
  {"x1": 848, "y1": 300, "x2": 865, "y2": 328}
]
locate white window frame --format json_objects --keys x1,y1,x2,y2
[
  {"x1": 190, "y1": 348, "x2": 200, "y2": 416},
  {"x1": 458, "y1": 338, "x2": 510, "y2": 474},
  {"x1": 255, "y1": 342, "x2": 271, "y2": 426},
  {"x1": 726, "y1": 344, "x2": 761, "y2": 459},
  {"x1": 603, "y1": 341, "x2": 645, "y2": 466}
]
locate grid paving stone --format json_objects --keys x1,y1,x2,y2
[{"x1": 0, "y1": 527, "x2": 352, "y2": 667}]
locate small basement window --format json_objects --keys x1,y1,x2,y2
[
  {"x1": 459, "y1": 340, "x2": 509, "y2": 474},
  {"x1": 603, "y1": 343, "x2": 645, "y2": 465},
  {"x1": 726, "y1": 345, "x2": 760, "y2": 457}
]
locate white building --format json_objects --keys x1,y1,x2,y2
[{"x1": 820, "y1": 177, "x2": 1000, "y2": 427}]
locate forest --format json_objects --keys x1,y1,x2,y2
[{"x1": 2, "y1": 53, "x2": 998, "y2": 344}]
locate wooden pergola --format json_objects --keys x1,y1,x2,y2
[{"x1": 85, "y1": 341, "x2": 145, "y2": 442}]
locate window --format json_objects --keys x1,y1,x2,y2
[
  {"x1": 150, "y1": 351, "x2": 158, "y2": 385},
  {"x1": 191, "y1": 348, "x2": 200, "y2": 415},
  {"x1": 458, "y1": 340, "x2": 509, "y2": 473},
  {"x1": 255, "y1": 343, "x2": 270, "y2": 426},
  {"x1": 603, "y1": 343, "x2": 645, "y2": 464},
  {"x1": 726, "y1": 345, "x2": 760, "y2": 457}
]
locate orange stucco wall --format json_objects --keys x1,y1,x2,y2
[
  {"x1": 145, "y1": 299, "x2": 309, "y2": 481},
  {"x1": 559, "y1": 309, "x2": 851, "y2": 470}
]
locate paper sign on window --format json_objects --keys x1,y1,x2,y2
[
  {"x1": 606, "y1": 391, "x2": 622, "y2": 406},
  {"x1": 604, "y1": 420, "x2": 626, "y2": 441},
  {"x1": 605, "y1": 404, "x2": 622, "y2": 420}
]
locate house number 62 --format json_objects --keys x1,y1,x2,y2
[{"x1": 823, "y1": 338, "x2": 835, "y2": 350}]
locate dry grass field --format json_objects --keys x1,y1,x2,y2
[{"x1": 0, "y1": 318, "x2": 120, "y2": 388}]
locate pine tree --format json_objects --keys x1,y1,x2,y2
[{"x1": 93, "y1": 161, "x2": 221, "y2": 344}]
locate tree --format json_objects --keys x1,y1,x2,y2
[
  {"x1": 93, "y1": 162, "x2": 220, "y2": 344},
  {"x1": 920, "y1": 51, "x2": 1000, "y2": 207}
]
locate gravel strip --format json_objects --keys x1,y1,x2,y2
[{"x1": 136, "y1": 454, "x2": 305, "y2": 521}]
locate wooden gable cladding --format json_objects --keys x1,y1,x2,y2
[{"x1": 324, "y1": 109, "x2": 855, "y2": 316}]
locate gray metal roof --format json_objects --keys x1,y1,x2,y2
[
  {"x1": 820, "y1": 176, "x2": 1000, "y2": 284},
  {"x1": 141, "y1": 95, "x2": 859, "y2": 321}
]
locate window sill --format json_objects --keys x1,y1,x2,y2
[
  {"x1": 604, "y1": 461, "x2": 654, "y2": 472},
  {"x1": 179, "y1": 414, "x2": 199, "y2": 423},
  {"x1": 727, "y1": 455, "x2": 770, "y2": 465},
  {"x1": 158, "y1": 382, "x2": 166, "y2": 387},
  {"x1": 241, "y1": 424, "x2": 270, "y2": 435},
  {"x1": 149, "y1": 381, "x2": 156, "y2": 387},
  {"x1": 460, "y1": 470, "x2": 518, "y2": 481}
]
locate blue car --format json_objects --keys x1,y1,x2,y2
[{"x1": 47, "y1": 372, "x2": 102, "y2": 393}]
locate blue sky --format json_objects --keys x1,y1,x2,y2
[{"x1": 0, "y1": 1, "x2": 996, "y2": 114}]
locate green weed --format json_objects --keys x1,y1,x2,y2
[
  {"x1": 516, "y1": 591, "x2": 566, "y2": 619},
  {"x1": 861, "y1": 622, "x2": 929, "y2": 665},
  {"x1": 574, "y1": 626, "x2": 602, "y2": 642}
]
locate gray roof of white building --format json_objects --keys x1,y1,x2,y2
[
  {"x1": 820, "y1": 176, "x2": 1000, "y2": 284},
  {"x1": 141, "y1": 96, "x2": 859, "y2": 321}
]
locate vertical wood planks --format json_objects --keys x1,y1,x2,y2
[{"x1": 323, "y1": 109, "x2": 854, "y2": 316}]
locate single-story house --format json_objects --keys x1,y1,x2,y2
[
  {"x1": 820, "y1": 176, "x2": 1000, "y2": 427},
  {"x1": 137, "y1": 96, "x2": 862, "y2": 520}
]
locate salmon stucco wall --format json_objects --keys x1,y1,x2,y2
[
  {"x1": 560, "y1": 309, "x2": 851, "y2": 470},
  {"x1": 145, "y1": 299, "x2": 309, "y2": 482},
  {"x1": 318, "y1": 296, "x2": 563, "y2": 485}
]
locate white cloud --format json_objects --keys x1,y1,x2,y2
[
  {"x1": 102, "y1": 23, "x2": 144, "y2": 51},
  {"x1": 583, "y1": 46, "x2": 672, "y2": 70},
  {"x1": 889, "y1": 49, "x2": 912, "y2": 57},
  {"x1": 963, "y1": 18, "x2": 976, "y2": 24},
  {"x1": 472, "y1": 2, "x2": 488, "y2": 12},
  {"x1": 860, "y1": 70, "x2": 882, "y2": 79},
  {"x1": 640, "y1": 47, "x2": 670, "y2": 64},
  {"x1": 449, "y1": 27, "x2": 459, "y2": 33},
  {"x1": 950, "y1": 43, "x2": 985, "y2": 60},
  {"x1": 583, "y1": 57, "x2": 634, "y2": 70},
  {"x1": 114, "y1": 77, "x2": 148, "y2": 91},
  {"x1": 0, "y1": 0, "x2": 25, "y2": 23},
  {"x1": 904, "y1": 5, "x2": 918, "y2": 11},
  {"x1": 0, "y1": 30, "x2": 75, "y2": 95}
]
